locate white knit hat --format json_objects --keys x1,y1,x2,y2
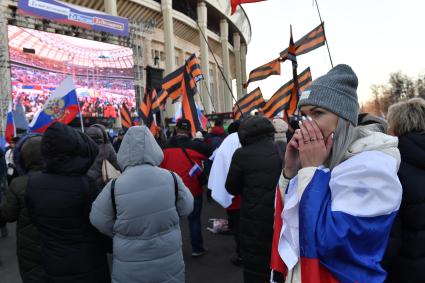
[
  {"x1": 195, "y1": 131, "x2": 204, "y2": 140},
  {"x1": 273, "y1": 119, "x2": 288, "y2": 133}
]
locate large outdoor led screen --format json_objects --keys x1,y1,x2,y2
[{"x1": 8, "y1": 25, "x2": 135, "y2": 120}]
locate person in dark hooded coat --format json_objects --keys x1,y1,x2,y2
[
  {"x1": 0, "y1": 135, "x2": 46, "y2": 282},
  {"x1": 0, "y1": 148, "x2": 7, "y2": 194},
  {"x1": 205, "y1": 119, "x2": 226, "y2": 151},
  {"x1": 85, "y1": 124, "x2": 120, "y2": 189},
  {"x1": 0, "y1": 147, "x2": 7, "y2": 238},
  {"x1": 26, "y1": 122, "x2": 110, "y2": 283},
  {"x1": 383, "y1": 98, "x2": 425, "y2": 283},
  {"x1": 225, "y1": 116, "x2": 283, "y2": 283}
]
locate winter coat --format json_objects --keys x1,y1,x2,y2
[
  {"x1": 86, "y1": 125, "x2": 120, "y2": 189},
  {"x1": 113, "y1": 138, "x2": 123, "y2": 153},
  {"x1": 161, "y1": 135, "x2": 212, "y2": 197},
  {"x1": 90, "y1": 126, "x2": 194, "y2": 283},
  {"x1": 208, "y1": 133, "x2": 241, "y2": 210},
  {"x1": 383, "y1": 132, "x2": 425, "y2": 283},
  {"x1": 274, "y1": 140, "x2": 287, "y2": 163},
  {"x1": 0, "y1": 136, "x2": 46, "y2": 282},
  {"x1": 205, "y1": 126, "x2": 226, "y2": 151},
  {"x1": 226, "y1": 116, "x2": 283, "y2": 282},
  {"x1": 26, "y1": 122, "x2": 110, "y2": 283},
  {"x1": 0, "y1": 149, "x2": 7, "y2": 193}
]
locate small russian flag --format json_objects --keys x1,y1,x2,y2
[
  {"x1": 29, "y1": 76, "x2": 79, "y2": 133},
  {"x1": 5, "y1": 101, "x2": 16, "y2": 144},
  {"x1": 189, "y1": 163, "x2": 202, "y2": 177}
]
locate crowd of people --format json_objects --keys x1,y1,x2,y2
[
  {"x1": 1, "y1": 64, "x2": 425, "y2": 283},
  {"x1": 9, "y1": 48, "x2": 134, "y2": 78},
  {"x1": 10, "y1": 54, "x2": 136, "y2": 120}
]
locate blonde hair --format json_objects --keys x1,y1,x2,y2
[
  {"x1": 327, "y1": 118, "x2": 357, "y2": 169},
  {"x1": 327, "y1": 117, "x2": 376, "y2": 170},
  {"x1": 387, "y1": 97, "x2": 425, "y2": 136}
]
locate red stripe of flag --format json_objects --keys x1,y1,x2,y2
[
  {"x1": 231, "y1": 0, "x2": 267, "y2": 15},
  {"x1": 270, "y1": 185, "x2": 287, "y2": 276}
]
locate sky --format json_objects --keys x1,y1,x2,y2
[{"x1": 242, "y1": 0, "x2": 425, "y2": 104}]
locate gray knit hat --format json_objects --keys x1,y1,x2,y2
[{"x1": 298, "y1": 64, "x2": 359, "y2": 126}]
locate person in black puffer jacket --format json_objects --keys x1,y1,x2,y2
[
  {"x1": 226, "y1": 116, "x2": 283, "y2": 283},
  {"x1": 0, "y1": 135, "x2": 46, "y2": 282},
  {"x1": 382, "y1": 98, "x2": 425, "y2": 283},
  {"x1": 26, "y1": 122, "x2": 110, "y2": 283}
]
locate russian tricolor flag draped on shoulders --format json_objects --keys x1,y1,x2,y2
[
  {"x1": 29, "y1": 76, "x2": 79, "y2": 133},
  {"x1": 275, "y1": 151, "x2": 402, "y2": 283}
]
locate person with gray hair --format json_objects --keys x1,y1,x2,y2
[
  {"x1": 278, "y1": 64, "x2": 402, "y2": 282},
  {"x1": 382, "y1": 97, "x2": 425, "y2": 283}
]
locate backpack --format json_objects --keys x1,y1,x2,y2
[{"x1": 110, "y1": 171, "x2": 179, "y2": 220}]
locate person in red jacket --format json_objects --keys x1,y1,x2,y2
[{"x1": 161, "y1": 119, "x2": 212, "y2": 257}]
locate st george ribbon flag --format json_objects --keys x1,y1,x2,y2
[
  {"x1": 161, "y1": 53, "x2": 204, "y2": 104},
  {"x1": 262, "y1": 67, "x2": 312, "y2": 119},
  {"x1": 243, "y1": 58, "x2": 281, "y2": 88},
  {"x1": 29, "y1": 76, "x2": 79, "y2": 133},
  {"x1": 280, "y1": 23, "x2": 326, "y2": 59},
  {"x1": 120, "y1": 103, "x2": 133, "y2": 130},
  {"x1": 232, "y1": 87, "x2": 265, "y2": 120}
]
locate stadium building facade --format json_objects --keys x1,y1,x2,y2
[{"x1": 0, "y1": 0, "x2": 251, "y2": 130}]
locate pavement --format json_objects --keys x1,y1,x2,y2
[{"x1": 0, "y1": 195, "x2": 243, "y2": 283}]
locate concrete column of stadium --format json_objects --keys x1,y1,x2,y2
[
  {"x1": 233, "y1": 33, "x2": 243, "y2": 100},
  {"x1": 161, "y1": 0, "x2": 176, "y2": 118},
  {"x1": 104, "y1": 0, "x2": 118, "y2": 16},
  {"x1": 0, "y1": 9, "x2": 12, "y2": 135},
  {"x1": 197, "y1": 1, "x2": 211, "y2": 114},
  {"x1": 212, "y1": 63, "x2": 222, "y2": 112},
  {"x1": 241, "y1": 43, "x2": 248, "y2": 96},
  {"x1": 220, "y1": 19, "x2": 232, "y2": 112},
  {"x1": 143, "y1": 37, "x2": 152, "y2": 66}
]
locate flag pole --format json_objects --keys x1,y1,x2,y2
[
  {"x1": 314, "y1": 0, "x2": 334, "y2": 68},
  {"x1": 183, "y1": 0, "x2": 244, "y2": 118},
  {"x1": 289, "y1": 25, "x2": 300, "y2": 119},
  {"x1": 77, "y1": 101, "x2": 84, "y2": 132}
]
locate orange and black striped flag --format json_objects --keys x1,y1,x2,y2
[
  {"x1": 154, "y1": 88, "x2": 168, "y2": 108},
  {"x1": 262, "y1": 67, "x2": 312, "y2": 119},
  {"x1": 280, "y1": 23, "x2": 326, "y2": 59},
  {"x1": 181, "y1": 64, "x2": 202, "y2": 135},
  {"x1": 232, "y1": 87, "x2": 265, "y2": 120},
  {"x1": 120, "y1": 103, "x2": 133, "y2": 130},
  {"x1": 139, "y1": 88, "x2": 160, "y2": 134},
  {"x1": 243, "y1": 58, "x2": 281, "y2": 88},
  {"x1": 161, "y1": 53, "x2": 204, "y2": 103},
  {"x1": 288, "y1": 25, "x2": 297, "y2": 66},
  {"x1": 186, "y1": 53, "x2": 204, "y2": 83},
  {"x1": 161, "y1": 66, "x2": 184, "y2": 103},
  {"x1": 288, "y1": 25, "x2": 300, "y2": 118}
]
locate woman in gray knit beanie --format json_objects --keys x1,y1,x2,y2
[{"x1": 278, "y1": 64, "x2": 402, "y2": 282}]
